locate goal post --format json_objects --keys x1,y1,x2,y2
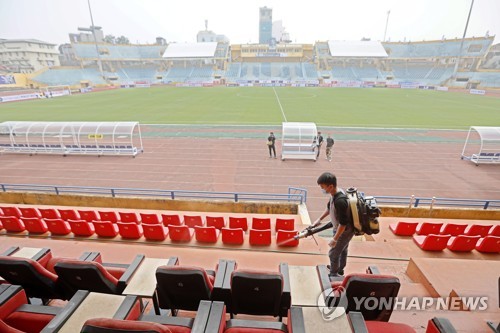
[{"x1": 44, "y1": 85, "x2": 72, "y2": 97}]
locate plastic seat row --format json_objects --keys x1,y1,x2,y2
[
  {"x1": 0, "y1": 248, "x2": 291, "y2": 320},
  {"x1": 0, "y1": 286, "x2": 470, "y2": 333},
  {"x1": 0, "y1": 247, "x2": 139, "y2": 301},
  {"x1": 0, "y1": 216, "x2": 300, "y2": 247},
  {"x1": 390, "y1": 221, "x2": 498, "y2": 237},
  {"x1": 0, "y1": 206, "x2": 296, "y2": 231},
  {"x1": 413, "y1": 234, "x2": 500, "y2": 252}
]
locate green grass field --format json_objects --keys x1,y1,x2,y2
[{"x1": 1, "y1": 86, "x2": 499, "y2": 128}]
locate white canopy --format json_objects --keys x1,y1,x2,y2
[
  {"x1": 461, "y1": 126, "x2": 500, "y2": 165},
  {"x1": 328, "y1": 40, "x2": 388, "y2": 58},
  {"x1": 163, "y1": 42, "x2": 217, "y2": 58},
  {"x1": 470, "y1": 126, "x2": 500, "y2": 141}
]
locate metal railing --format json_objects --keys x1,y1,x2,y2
[
  {"x1": 0, "y1": 183, "x2": 307, "y2": 205},
  {"x1": 375, "y1": 195, "x2": 500, "y2": 210},
  {"x1": 0, "y1": 183, "x2": 498, "y2": 210}
]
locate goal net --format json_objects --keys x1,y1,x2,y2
[{"x1": 44, "y1": 85, "x2": 72, "y2": 97}]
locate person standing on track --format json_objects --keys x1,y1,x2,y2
[
  {"x1": 314, "y1": 131, "x2": 324, "y2": 159},
  {"x1": 267, "y1": 131, "x2": 277, "y2": 158},
  {"x1": 325, "y1": 134, "x2": 334, "y2": 161}
]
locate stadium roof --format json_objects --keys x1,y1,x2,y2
[
  {"x1": 163, "y1": 42, "x2": 218, "y2": 58},
  {"x1": 0, "y1": 39, "x2": 56, "y2": 46},
  {"x1": 327, "y1": 40, "x2": 388, "y2": 57}
]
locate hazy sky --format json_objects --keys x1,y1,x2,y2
[{"x1": 1, "y1": 0, "x2": 499, "y2": 45}]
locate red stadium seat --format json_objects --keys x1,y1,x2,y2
[
  {"x1": 475, "y1": 236, "x2": 500, "y2": 253},
  {"x1": 221, "y1": 228, "x2": 244, "y2": 245},
  {"x1": 119, "y1": 212, "x2": 140, "y2": 224},
  {"x1": 38, "y1": 208, "x2": 61, "y2": 220},
  {"x1": 45, "y1": 218, "x2": 72, "y2": 235},
  {"x1": 194, "y1": 226, "x2": 220, "y2": 243},
  {"x1": 446, "y1": 235, "x2": 480, "y2": 252},
  {"x1": 77, "y1": 210, "x2": 100, "y2": 222},
  {"x1": 184, "y1": 215, "x2": 204, "y2": 228},
  {"x1": 249, "y1": 229, "x2": 272, "y2": 246},
  {"x1": 252, "y1": 217, "x2": 271, "y2": 230},
  {"x1": 19, "y1": 207, "x2": 41, "y2": 219},
  {"x1": 439, "y1": 223, "x2": 467, "y2": 236},
  {"x1": 389, "y1": 221, "x2": 418, "y2": 236},
  {"x1": 415, "y1": 222, "x2": 443, "y2": 235},
  {"x1": 117, "y1": 222, "x2": 144, "y2": 239},
  {"x1": 81, "y1": 318, "x2": 172, "y2": 333},
  {"x1": 140, "y1": 213, "x2": 161, "y2": 225},
  {"x1": 228, "y1": 217, "x2": 248, "y2": 231},
  {"x1": 68, "y1": 219, "x2": 95, "y2": 237},
  {"x1": 54, "y1": 259, "x2": 125, "y2": 297},
  {"x1": 464, "y1": 224, "x2": 493, "y2": 237},
  {"x1": 156, "y1": 265, "x2": 215, "y2": 312},
  {"x1": 230, "y1": 269, "x2": 285, "y2": 317},
  {"x1": 275, "y1": 218, "x2": 295, "y2": 231},
  {"x1": 58, "y1": 209, "x2": 80, "y2": 221},
  {"x1": 0, "y1": 216, "x2": 25, "y2": 232},
  {"x1": 168, "y1": 225, "x2": 194, "y2": 242},
  {"x1": 0, "y1": 206, "x2": 21, "y2": 218},
  {"x1": 365, "y1": 321, "x2": 416, "y2": 333},
  {"x1": 0, "y1": 285, "x2": 60, "y2": 333},
  {"x1": 142, "y1": 223, "x2": 168, "y2": 241},
  {"x1": 206, "y1": 216, "x2": 226, "y2": 229},
  {"x1": 98, "y1": 211, "x2": 120, "y2": 223},
  {"x1": 0, "y1": 256, "x2": 65, "y2": 300},
  {"x1": 20, "y1": 217, "x2": 48, "y2": 234},
  {"x1": 276, "y1": 230, "x2": 299, "y2": 247},
  {"x1": 489, "y1": 225, "x2": 500, "y2": 236},
  {"x1": 0, "y1": 220, "x2": 2, "y2": 230},
  {"x1": 329, "y1": 274, "x2": 401, "y2": 321},
  {"x1": 161, "y1": 214, "x2": 182, "y2": 226},
  {"x1": 93, "y1": 221, "x2": 119, "y2": 238},
  {"x1": 413, "y1": 234, "x2": 451, "y2": 251}
]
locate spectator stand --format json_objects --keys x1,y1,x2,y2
[
  {"x1": 461, "y1": 126, "x2": 500, "y2": 165},
  {"x1": 281, "y1": 122, "x2": 317, "y2": 161},
  {"x1": 0, "y1": 121, "x2": 143, "y2": 157}
]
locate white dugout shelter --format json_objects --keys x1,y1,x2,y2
[
  {"x1": 461, "y1": 126, "x2": 500, "y2": 165},
  {"x1": 281, "y1": 122, "x2": 317, "y2": 161},
  {"x1": 0, "y1": 121, "x2": 143, "y2": 157}
]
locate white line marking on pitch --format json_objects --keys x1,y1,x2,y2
[{"x1": 272, "y1": 87, "x2": 287, "y2": 122}]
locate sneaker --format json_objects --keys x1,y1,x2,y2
[
  {"x1": 327, "y1": 265, "x2": 344, "y2": 276},
  {"x1": 274, "y1": 156, "x2": 277, "y2": 159}
]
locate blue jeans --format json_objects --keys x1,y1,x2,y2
[{"x1": 328, "y1": 226, "x2": 355, "y2": 276}]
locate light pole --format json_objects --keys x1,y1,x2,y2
[
  {"x1": 383, "y1": 10, "x2": 391, "y2": 42},
  {"x1": 453, "y1": 0, "x2": 475, "y2": 78},
  {"x1": 86, "y1": 0, "x2": 104, "y2": 78}
]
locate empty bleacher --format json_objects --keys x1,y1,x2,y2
[
  {"x1": 383, "y1": 38, "x2": 494, "y2": 58},
  {"x1": 32, "y1": 68, "x2": 107, "y2": 85}
]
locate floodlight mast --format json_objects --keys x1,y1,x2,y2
[
  {"x1": 453, "y1": 0, "x2": 475, "y2": 78},
  {"x1": 383, "y1": 10, "x2": 390, "y2": 42},
  {"x1": 82, "y1": 0, "x2": 104, "y2": 79}
]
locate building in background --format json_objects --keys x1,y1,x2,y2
[
  {"x1": 69, "y1": 26, "x2": 104, "y2": 43},
  {"x1": 259, "y1": 7, "x2": 273, "y2": 45},
  {"x1": 272, "y1": 20, "x2": 291, "y2": 44},
  {"x1": 197, "y1": 20, "x2": 229, "y2": 43},
  {"x1": 0, "y1": 39, "x2": 60, "y2": 73}
]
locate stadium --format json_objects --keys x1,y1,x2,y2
[{"x1": 0, "y1": 2, "x2": 499, "y2": 333}]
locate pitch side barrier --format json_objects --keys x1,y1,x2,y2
[
  {"x1": 0, "y1": 183, "x2": 499, "y2": 210},
  {"x1": 0, "y1": 184, "x2": 308, "y2": 205}
]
